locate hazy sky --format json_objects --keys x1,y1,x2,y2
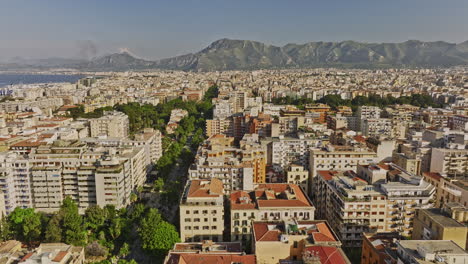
[{"x1": 0, "y1": 0, "x2": 467, "y2": 60}]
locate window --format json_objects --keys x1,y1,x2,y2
[
  {"x1": 293, "y1": 241, "x2": 298, "y2": 248},
  {"x1": 211, "y1": 226, "x2": 217, "y2": 230},
  {"x1": 204, "y1": 218, "x2": 208, "y2": 222},
  {"x1": 185, "y1": 226, "x2": 191, "y2": 230},
  {"x1": 212, "y1": 210, "x2": 217, "y2": 214},
  {"x1": 184, "y1": 218, "x2": 191, "y2": 222},
  {"x1": 194, "y1": 210, "x2": 199, "y2": 214},
  {"x1": 202, "y1": 210, "x2": 208, "y2": 214}
]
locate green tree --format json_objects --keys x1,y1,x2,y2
[
  {"x1": 119, "y1": 242, "x2": 130, "y2": 257},
  {"x1": 60, "y1": 197, "x2": 87, "y2": 246},
  {"x1": 0, "y1": 215, "x2": 12, "y2": 240},
  {"x1": 139, "y1": 209, "x2": 180, "y2": 257},
  {"x1": 85, "y1": 205, "x2": 106, "y2": 231},
  {"x1": 45, "y1": 214, "x2": 62, "y2": 242},
  {"x1": 8, "y1": 208, "x2": 42, "y2": 242}
]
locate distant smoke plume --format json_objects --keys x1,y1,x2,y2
[
  {"x1": 76, "y1": 40, "x2": 98, "y2": 60},
  {"x1": 118, "y1": 47, "x2": 140, "y2": 58}
]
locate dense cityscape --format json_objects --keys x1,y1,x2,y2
[{"x1": 0, "y1": 67, "x2": 466, "y2": 263}]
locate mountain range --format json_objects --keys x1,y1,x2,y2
[{"x1": 2, "y1": 38, "x2": 468, "y2": 71}]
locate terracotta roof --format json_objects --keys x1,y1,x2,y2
[
  {"x1": 423, "y1": 172, "x2": 443, "y2": 181},
  {"x1": 52, "y1": 251, "x2": 68, "y2": 262},
  {"x1": 255, "y1": 184, "x2": 312, "y2": 208},
  {"x1": 230, "y1": 191, "x2": 256, "y2": 210},
  {"x1": 253, "y1": 222, "x2": 281, "y2": 242},
  {"x1": 187, "y1": 179, "x2": 223, "y2": 198},
  {"x1": 20, "y1": 252, "x2": 34, "y2": 262},
  {"x1": 304, "y1": 246, "x2": 347, "y2": 264},
  {"x1": 318, "y1": 170, "x2": 339, "y2": 181},
  {"x1": 168, "y1": 254, "x2": 256, "y2": 264}
]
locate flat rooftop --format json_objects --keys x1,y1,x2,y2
[{"x1": 422, "y1": 208, "x2": 466, "y2": 228}]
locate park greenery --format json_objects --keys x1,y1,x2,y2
[
  {"x1": 271, "y1": 93, "x2": 443, "y2": 111},
  {"x1": 0, "y1": 198, "x2": 179, "y2": 264}
]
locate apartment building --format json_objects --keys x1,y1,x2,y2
[
  {"x1": 314, "y1": 170, "x2": 388, "y2": 247},
  {"x1": 123, "y1": 128, "x2": 162, "y2": 164},
  {"x1": 309, "y1": 145, "x2": 378, "y2": 190},
  {"x1": 163, "y1": 241, "x2": 255, "y2": 264},
  {"x1": 28, "y1": 140, "x2": 147, "y2": 213},
  {"x1": 361, "y1": 232, "x2": 400, "y2": 264},
  {"x1": 449, "y1": 114, "x2": 468, "y2": 131},
  {"x1": 362, "y1": 118, "x2": 393, "y2": 139},
  {"x1": 179, "y1": 179, "x2": 224, "y2": 242},
  {"x1": 392, "y1": 152, "x2": 422, "y2": 175},
  {"x1": 304, "y1": 103, "x2": 331, "y2": 123},
  {"x1": 0, "y1": 152, "x2": 32, "y2": 214},
  {"x1": 89, "y1": 111, "x2": 129, "y2": 138},
  {"x1": 396, "y1": 240, "x2": 468, "y2": 264},
  {"x1": 205, "y1": 118, "x2": 233, "y2": 138},
  {"x1": 252, "y1": 220, "x2": 350, "y2": 264},
  {"x1": 381, "y1": 168, "x2": 436, "y2": 236},
  {"x1": 267, "y1": 135, "x2": 321, "y2": 172},
  {"x1": 188, "y1": 134, "x2": 266, "y2": 192},
  {"x1": 229, "y1": 183, "x2": 315, "y2": 242},
  {"x1": 286, "y1": 164, "x2": 309, "y2": 193},
  {"x1": 314, "y1": 165, "x2": 435, "y2": 247},
  {"x1": 357, "y1": 106, "x2": 381, "y2": 131},
  {"x1": 412, "y1": 208, "x2": 467, "y2": 249},
  {"x1": 430, "y1": 147, "x2": 468, "y2": 176},
  {"x1": 327, "y1": 113, "x2": 349, "y2": 130},
  {"x1": 438, "y1": 176, "x2": 468, "y2": 208}
]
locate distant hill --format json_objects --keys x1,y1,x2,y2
[{"x1": 2, "y1": 39, "x2": 468, "y2": 71}]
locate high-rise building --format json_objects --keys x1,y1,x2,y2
[{"x1": 89, "y1": 111, "x2": 129, "y2": 138}]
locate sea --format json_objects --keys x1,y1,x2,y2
[{"x1": 0, "y1": 73, "x2": 85, "y2": 88}]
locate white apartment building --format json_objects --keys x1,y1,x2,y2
[
  {"x1": 230, "y1": 183, "x2": 315, "y2": 242},
  {"x1": 89, "y1": 111, "x2": 129, "y2": 138},
  {"x1": 188, "y1": 135, "x2": 266, "y2": 192},
  {"x1": 27, "y1": 140, "x2": 147, "y2": 213},
  {"x1": 356, "y1": 106, "x2": 382, "y2": 131},
  {"x1": 314, "y1": 167, "x2": 435, "y2": 247},
  {"x1": 180, "y1": 179, "x2": 224, "y2": 242},
  {"x1": 0, "y1": 152, "x2": 32, "y2": 214},
  {"x1": 309, "y1": 145, "x2": 378, "y2": 188},
  {"x1": 361, "y1": 118, "x2": 393, "y2": 139},
  {"x1": 314, "y1": 170, "x2": 388, "y2": 247},
  {"x1": 267, "y1": 135, "x2": 321, "y2": 172},
  {"x1": 430, "y1": 147, "x2": 468, "y2": 176}
]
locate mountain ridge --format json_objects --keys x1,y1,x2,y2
[{"x1": 2, "y1": 39, "x2": 468, "y2": 71}]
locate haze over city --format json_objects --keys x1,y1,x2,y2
[{"x1": 1, "y1": 0, "x2": 468, "y2": 60}]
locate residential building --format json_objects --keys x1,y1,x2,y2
[
  {"x1": 89, "y1": 111, "x2": 129, "y2": 138},
  {"x1": 252, "y1": 220, "x2": 350, "y2": 264},
  {"x1": 286, "y1": 164, "x2": 309, "y2": 193},
  {"x1": 412, "y1": 208, "x2": 467, "y2": 249},
  {"x1": 20, "y1": 243, "x2": 85, "y2": 264},
  {"x1": 163, "y1": 241, "x2": 255, "y2": 264},
  {"x1": 396, "y1": 240, "x2": 468, "y2": 264},
  {"x1": 230, "y1": 183, "x2": 315, "y2": 242},
  {"x1": 179, "y1": 179, "x2": 224, "y2": 242},
  {"x1": 430, "y1": 148, "x2": 468, "y2": 176},
  {"x1": 314, "y1": 170, "x2": 388, "y2": 247},
  {"x1": 28, "y1": 141, "x2": 147, "y2": 213},
  {"x1": 361, "y1": 232, "x2": 400, "y2": 264}
]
